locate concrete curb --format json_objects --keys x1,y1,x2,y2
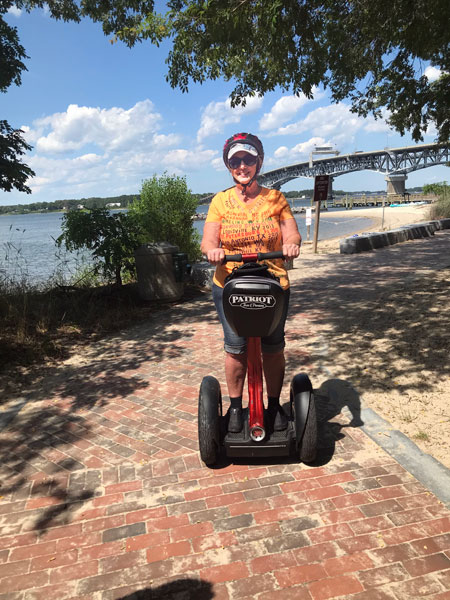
[
  {"x1": 360, "y1": 406, "x2": 450, "y2": 508},
  {"x1": 340, "y1": 217, "x2": 450, "y2": 254}
]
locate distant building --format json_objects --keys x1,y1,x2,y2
[
  {"x1": 106, "y1": 202, "x2": 121, "y2": 208},
  {"x1": 77, "y1": 204, "x2": 85, "y2": 209}
]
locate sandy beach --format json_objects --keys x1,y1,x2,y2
[{"x1": 301, "y1": 203, "x2": 432, "y2": 254}]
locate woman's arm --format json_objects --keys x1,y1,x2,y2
[
  {"x1": 201, "y1": 222, "x2": 225, "y2": 265},
  {"x1": 280, "y1": 218, "x2": 301, "y2": 259}
]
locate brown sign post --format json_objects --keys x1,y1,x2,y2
[{"x1": 312, "y1": 175, "x2": 329, "y2": 254}]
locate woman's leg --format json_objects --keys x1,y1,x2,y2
[
  {"x1": 263, "y1": 350, "x2": 288, "y2": 430},
  {"x1": 262, "y1": 350, "x2": 285, "y2": 398},
  {"x1": 212, "y1": 284, "x2": 247, "y2": 431},
  {"x1": 224, "y1": 351, "x2": 247, "y2": 432},
  {"x1": 225, "y1": 351, "x2": 248, "y2": 397},
  {"x1": 261, "y1": 288, "x2": 291, "y2": 430}
]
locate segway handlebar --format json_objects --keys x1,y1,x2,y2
[{"x1": 222, "y1": 251, "x2": 284, "y2": 264}]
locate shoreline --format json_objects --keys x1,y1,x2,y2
[{"x1": 301, "y1": 204, "x2": 432, "y2": 255}]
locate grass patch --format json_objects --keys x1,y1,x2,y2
[
  {"x1": 0, "y1": 278, "x2": 204, "y2": 372},
  {"x1": 1, "y1": 229, "x2": 203, "y2": 374},
  {"x1": 413, "y1": 431, "x2": 430, "y2": 442},
  {"x1": 429, "y1": 187, "x2": 450, "y2": 219}
]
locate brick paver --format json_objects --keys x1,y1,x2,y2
[{"x1": 1, "y1": 231, "x2": 450, "y2": 599}]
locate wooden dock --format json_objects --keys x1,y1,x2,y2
[{"x1": 290, "y1": 194, "x2": 435, "y2": 212}]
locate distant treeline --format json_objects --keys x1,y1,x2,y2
[
  {"x1": 0, "y1": 192, "x2": 215, "y2": 215},
  {"x1": 283, "y1": 186, "x2": 424, "y2": 199},
  {"x1": 0, "y1": 187, "x2": 426, "y2": 215}
]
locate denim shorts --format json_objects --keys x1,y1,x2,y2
[{"x1": 212, "y1": 283, "x2": 291, "y2": 355}]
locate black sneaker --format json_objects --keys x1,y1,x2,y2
[
  {"x1": 228, "y1": 407, "x2": 243, "y2": 433},
  {"x1": 268, "y1": 404, "x2": 288, "y2": 431}
]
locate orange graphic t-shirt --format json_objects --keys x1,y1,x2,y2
[{"x1": 205, "y1": 186, "x2": 295, "y2": 289}]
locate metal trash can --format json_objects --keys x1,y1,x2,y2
[
  {"x1": 172, "y1": 252, "x2": 190, "y2": 283},
  {"x1": 134, "y1": 242, "x2": 183, "y2": 301}
]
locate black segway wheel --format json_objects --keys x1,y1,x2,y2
[
  {"x1": 290, "y1": 373, "x2": 317, "y2": 464},
  {"x1": 198, "y1": 376, "x2": 222, "y2": 466}
]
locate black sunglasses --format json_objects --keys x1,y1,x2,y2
[{"x1": 229, "y1": 155, "x2": 258, "y2": 169}]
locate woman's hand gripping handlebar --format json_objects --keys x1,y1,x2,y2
[
  {"x1": 204, "y1": 249, "x2": 292, "y2": 266},
  {"x1": 222, "y1": 251, "x2": 284, "y2": 264}
]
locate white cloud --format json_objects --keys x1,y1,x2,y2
[
  {"x1": 363, "y1": 118, "x2": 392, "y2": 134},
  {"x1": 259, "y1": 95, "x2": 310, "y2": 131},
  {"x1": 153, "y1": 133, "x2": 182, "y2": 147},
  {"x1": 259, "y1": 89, "x2": 323, "y2": 132},
  {"x1": 162, "y1": 148, "x2": 217, "y2": 172},
  {"x1": 17, "y1": 100, "x2": 223, "y2": 200},
  {"x1": 7, "y1": 5, "x2": 22, "y2": 17},
  {"x1": 274, "y1": 146, "x2": 289, "y2": 158},
  {"x1": 291, "y1": 137, "x2": 327, "y2": 158},
  {"x1": 265, "y1": 137, "x2": 327, "y2": 168},
  {"x1": 197, "y1": 95, "x2": 264, "y2": 141},
  {"x1": 70, "y1": 153, "x2": 103, "y2": 167},
  {"x1": 33, "y1": 101, "x2": 163, "y2": 154},
  {"x1": 424, "y1": 66, "x2": 442, "y2": 82},
  {"x1": 363, "y1": 109, "x2": 393, "y2": 134},
  {"x1": 285, "y1": 104, "x2": 361, "y2": 141},
  {"x1": 424, "y1": 121, "x2": 438, "y2": 138},
  {"x1": 271, "y1": 102, "x2": 394, "y2": 148},
  {"x1": 211, "y1": 157, "x2": 226, "y2": 171}
]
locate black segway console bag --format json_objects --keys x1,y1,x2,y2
[{"x1": 223, "y1": 263, "x2": 285, "y2": 338}]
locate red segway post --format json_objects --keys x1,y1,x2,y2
[{"x1": 247, "y1": 336, "x2": 265, "y2": 441}]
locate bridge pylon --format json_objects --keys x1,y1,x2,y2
[
  {"x1": 328, "y1": 177, "x2": 333, "y2": 202},
  {"x1": 385, "y1": 173, "x2": 407, "y2": 196}
]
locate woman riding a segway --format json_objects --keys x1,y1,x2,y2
[{"x1": 201, "y1": 133, "x2": 301, "y2": 435}]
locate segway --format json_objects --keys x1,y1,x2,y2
[{"x1": 198, "y1": 252, "x2": 317, "y2": 466}]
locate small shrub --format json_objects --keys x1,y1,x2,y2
[
  {"x1": 56, "y1": 208, "x2": 141, "y2": 286},
  {"x1": 129, "y1": 173, "x2": 201, "y2": 261}
]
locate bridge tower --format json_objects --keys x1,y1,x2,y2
[{"x1": 385, "y1": 173, "x2": 407, "y2": 196}]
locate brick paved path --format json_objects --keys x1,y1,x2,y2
[{"x1": 1, "y1": 232, "x2": 450, "y2": 599}]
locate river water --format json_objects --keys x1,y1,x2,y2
[{"x1": 0, "y1": 206, "x2": 374, "y2": 285}]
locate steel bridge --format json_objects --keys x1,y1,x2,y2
[{"x1": 258, "y1": 142, "x2": 449, "y2": 193}]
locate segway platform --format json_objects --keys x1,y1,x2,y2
[{"x1": 224, "y1": 408, "x2": 295, "y2": 458}]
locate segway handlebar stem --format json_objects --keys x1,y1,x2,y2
[{"x1": 222, "y1": 251, "x2": 284, "y2": 264}]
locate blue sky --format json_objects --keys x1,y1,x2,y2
[{"x1": 1, "y1": 6, "x2": 448, "y2": 206}]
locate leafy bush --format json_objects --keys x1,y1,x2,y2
[
  {"x1": 129, "y1": 173, "x2": 201, "y2": 260},
  {"x1": 56, "y1": 208, "x2": 141, "y2": 286}
]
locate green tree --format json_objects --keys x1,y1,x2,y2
[
  {"x1": 1, "y1": 0, "x2": 154, "y2": 193},
  {"x1": 56, "y1": 208, "x2": 142, "y2": 286},
  {"x1": 117, "y1": 0, "x2": 449, "y2": 143},
  {"x1": 129, "y1": 173, "x2": 201, "y2": 260},
  {"x1": 423, "y1": 182, "x2": 448, "y2": 196},
  {"x1": 1, "y1": 3, "x2": 34, "y2": 193},
  {"x1": 0, "y1": 120, "x2": 35, "y2": 193},
  {"x1": 2, "y1": 0, "x2": 449, "y2": 194}
]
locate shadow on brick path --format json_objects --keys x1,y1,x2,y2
[
  {"x1": 0, "y1": 291, "x2": 219, "y2": 532},
  {"x1": 287, "y1": 232, "x2": 450, "y2": 397},
  {"x1": 117, "y1": 577, "x2": 213, "y2": 599}
]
